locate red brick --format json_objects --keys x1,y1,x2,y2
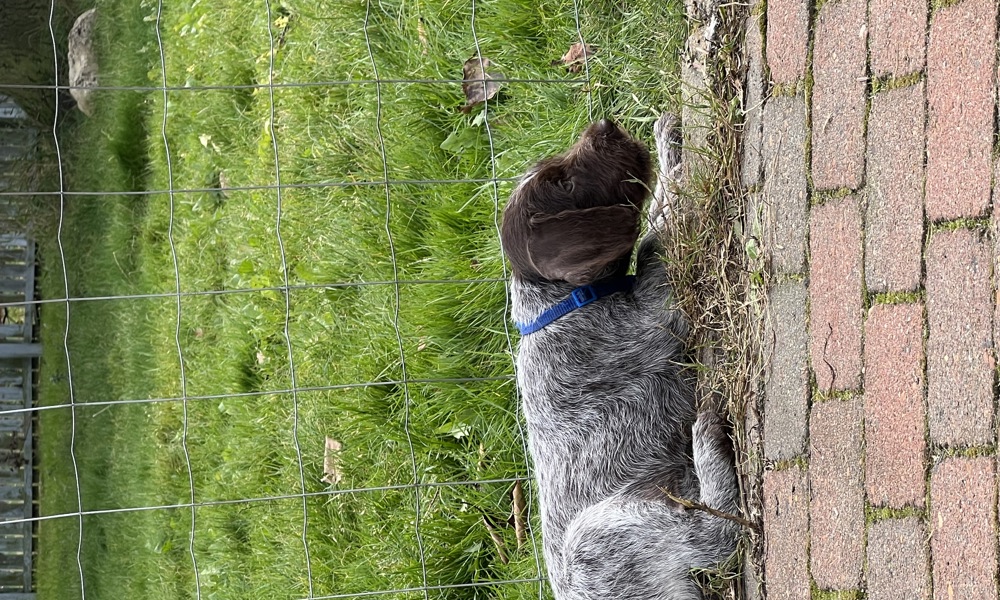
[
  {"x1": 864, "y1": 303, "x2": 926, "y2": 508},
  {"x1": 865, "y1": 83, "x2": 925, "y2": 293},
  {"x1": 764, "y1": 280, "x2": 809, "y2": 461},
  {"x1": 926, "y1": 0, "x2": 997, "y2": 220},
  {"x1": 926, "y1": 229, "x2": 994, "y2": 447},
  {"x1": 809, "y1": 398, "x2": 864, "y2": 589},
  {"x1": 766, "y1": 0, "x2": 809, "y2": 85},
  {"x1": 762, "y1": 95, "x2": 808, "y2": 274},
  {"x1": 931, "y1": 457, "x2": 998, "y2": 600},
  {"x1": 763, "y1": 467, "x2": 809, "y2": 600},
  {"x1": 869, "y1": 0, "x2": 926, "y2": 77},
  {"x1": 867, "y1": 518, "x2": 930, "y2": 600},
  {"x1": 811, "y1": 0, "x2": 867, "y2": 190},
  {"x1": 995, "y1": 158, "x2": 1000, "y2": 354},
  {"x1": 809, "y1": 196, "x2": 863, "y2": 392}
]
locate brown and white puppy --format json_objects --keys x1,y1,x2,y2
[{"x1": 501, "y1": 114, "x2": 739, "y2": 600}]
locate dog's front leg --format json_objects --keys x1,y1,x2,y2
[
  {"x1": 634, "y1": 112, "x2": 683, "y2": 293},
  {"x1": 648, "y1": 111, "x2": 682, "y2": 231}
]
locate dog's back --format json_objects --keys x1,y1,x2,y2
[
  {"x1": 503, "y1": 116, "x2": 740, "y2": 599},
  {"x1": 514, "y1": 272, "x2": 701, "y2": 589}
]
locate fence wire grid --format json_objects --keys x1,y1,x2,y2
[{"x1": 0, "y1": 0, "x2": 686, "y2": 598}]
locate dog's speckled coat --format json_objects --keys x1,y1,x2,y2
[{"x1": 502, "y1": 115, "x2": 739, "y2": 600}]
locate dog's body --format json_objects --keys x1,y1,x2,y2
[{"x1": 502, "y1": 115, "x2": 739, "y2": 600}]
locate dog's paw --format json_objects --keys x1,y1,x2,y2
[
  {"x1": 654, "y1": 112, "x2": 680, "y2": 142},
  {"x1": 649, "y1": 112, "x2": 682, "y2": 230},
  {"x1": 653, "y1": 112, "x2": 681, "y2": 174},
  {"x1": 692, "y1": 410, "x2": 727, "y2": 443}
]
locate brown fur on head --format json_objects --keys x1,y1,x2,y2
[{"x1": 501, "y1": 119, "x2": 653, "y2": 286}]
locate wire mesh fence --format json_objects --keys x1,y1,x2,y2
[{"x1": 0, "y1": 0, "x2": 687, "y2": 598}]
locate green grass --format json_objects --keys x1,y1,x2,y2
[{"x1": 35, "y1": 0, "x2": 687, "y2": 599}]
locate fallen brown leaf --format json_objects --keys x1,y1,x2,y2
[
  {"x1": 322, "y1": 437, "x2": 343, "y2": 485},
  {"x1": 551, "y1": 42, "x2": 597, "y2": 73},
  {"x1": 512, "y1": 480, "x2": 526, "y2": 549},
  {"x1": 460, "y1": 56, "x2": 502, "y2": 113},
  {"x1": 416, "y1": 17, "x2": 429, "y2": 55},
  {"x1": 482, "y1": 515, "x2": 509, "y2": 564}
]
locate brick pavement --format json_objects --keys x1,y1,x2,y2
[{"x1": 743, "y1": 0, "x2": 1000, "y2": 596}]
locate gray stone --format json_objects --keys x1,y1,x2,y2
[
  {"x1": 741, "y1": 14, "x2": 764, "y2": 189},
  {"x1": 763, "y1": 279, "x2": 809, "y2": 460},
  {"x1": 68, "y1": 8, "x2": 98, "y2": 117},
  {"x1": 761, "y1": 95, "x2": 808, "y2": 274}
]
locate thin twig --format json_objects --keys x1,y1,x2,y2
[
  {"x1": 482, "y1": 515, "x2": 510, "y2": 564},
  {"x1": 660, "y1": 489, "x2": 761, "y2": 532}
]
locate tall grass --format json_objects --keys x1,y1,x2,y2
[{"x1": 36, "y1": 0, "x2": 686, "y2": 598}]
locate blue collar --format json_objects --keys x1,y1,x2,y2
[{"x1": 516, "y1": 275, "x2": 637, "y2": 335}]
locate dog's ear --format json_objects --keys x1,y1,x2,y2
[{"x1": 526, "y1": 204, "x2": 640, "y2": 285}]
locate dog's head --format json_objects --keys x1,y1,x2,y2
[{"x1": 501, "y1": 119, "x2": 652, "y2": 285}]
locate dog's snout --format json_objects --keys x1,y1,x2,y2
[
  {"x1": 578, "y1": 119, "x2": 624, "y2": 147},
  {"x1": 594, "y1": 119, "x2": 616, "y2": 134}
]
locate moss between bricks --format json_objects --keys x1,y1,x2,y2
[
  {"x1": 931, "y1": 444, "x2": 998, "y2": 460},
  {"x1": 927, "y1": 216, "x2": 992, "y2": 234},
  {"x1": 870, "y1": 71, "x2": 924, "y2": 95},
  {"x1": 755, "y1": 0, "x2": 771, "y2": 99},
  {"x1": 811, "y1": 585, "x2": 864, "y2": 600},
  {"x1": 931, "y1": 0, "x2": 964, "y2": 12},
  {"x1": 802, "y1": 1, "x2": 816, "y2": 193},
  {"x1": 771, "y1": 80, "x2": 804, "y2": 97},
  {"x1": 865, "y1": 503, "x2": 924, "y2": 524},
  {"x1": 810, "y1": 187, "x2": 854, "y2": 206},
  {"x1": 773, "y1": 455, "x2": 810, "y2": 472},
  {"x1": 774, "y1": 271, "x2": 807, "y2": 283},
  {"x1": 871, "y1": 290, "x2": 924, "y2": 305},
  {"x1": 860, "y1": 269, "x2": 871, "y2": 312}
]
